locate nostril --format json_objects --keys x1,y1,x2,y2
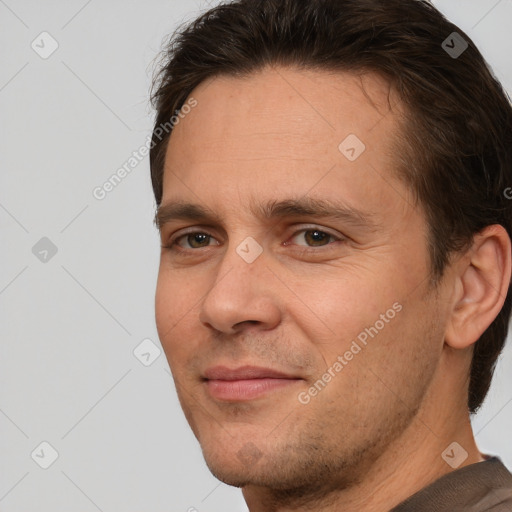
[{"x1": 233, "y1": 319, "x2": 261, "y2": 330}]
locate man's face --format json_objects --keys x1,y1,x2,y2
[{"x1": 155, "y1": 67, "x2": 450, "y2": 494}]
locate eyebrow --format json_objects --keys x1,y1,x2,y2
[
  {"x1": 155, "y1": 202, "x2": 222, "y2": 228},
  {"x1": 251, "y1": 197, "x2": 377, "y2": 229},
  {"x1": 155, "y1": 197, "x2": 377, "y2": 231}
]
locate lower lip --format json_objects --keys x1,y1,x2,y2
[{"x1": 205, "y1": 378, "x2": 300, "y2": 401}]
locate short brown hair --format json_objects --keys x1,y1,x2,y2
[{"x1": 150, "y1": 0, "x2": 512, "y2": 413}]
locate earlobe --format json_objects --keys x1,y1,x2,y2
[{"x1": 445, "y1": 225, "x2": 511, "y2": 350}]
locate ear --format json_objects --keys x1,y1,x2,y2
[{"x1": 445, "y1": 225, "x2": 511, "y2": 349}]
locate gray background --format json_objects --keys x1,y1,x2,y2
[{"x1": 1, "y1": 1, "x2": 511, "y2": 511}]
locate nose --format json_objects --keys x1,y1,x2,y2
[{"x1": 199, "y1": 242, "x2": 282, "y2": 335}]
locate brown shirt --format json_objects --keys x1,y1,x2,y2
[{"x1": 391, "y1": 457, "x2": 512, "y2": 511}]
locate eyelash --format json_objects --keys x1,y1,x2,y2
[{"x1": 162, "y1": 226, "x2": 344, "y2": 253}]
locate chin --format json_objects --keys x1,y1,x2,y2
[{"x1": 202, "y1": 451, "x2": 257, "y2": 488}]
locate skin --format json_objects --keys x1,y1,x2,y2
[{"x1": 154, "y1": 66, "x2": 511, "y2": 511}]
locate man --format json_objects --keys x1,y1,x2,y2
[{"x1": 150, "y1": 0, "x2": 512, "y2": 510}]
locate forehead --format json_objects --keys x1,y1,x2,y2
[
  {"x1": 168, "y1": 66, "x2": 397, "y2": 153},
  {"x1": 162, "y1": 66, "x2": 408, "y2": 217}
]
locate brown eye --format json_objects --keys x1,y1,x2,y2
[
  {"x1": 289, "y1": 229, "x2": 339, "y2": 247},
  {"x1": 184, "y1": 233, "x2": 211, "y2": 248},
  {"x1": 303, "y1": 230, "x2": 331, "y2": 246},
  {"x1": 170, "y1": 232, "x2": 216, "y2": 250}
]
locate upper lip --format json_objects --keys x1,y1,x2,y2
[{"x1": 203, "y1": 365, "x2": 300, "y2": 381}]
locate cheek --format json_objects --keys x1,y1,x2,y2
[
  {"x1": 155, "y1": 270, "x2": 174, "y2": 336},
  {"x1": 287, "y1": 270, "x2": 396, "y2": 346},
  {"x1": 155, "y1": 263, "x2": 203, "y2": 322},
  {"x1": 155, "y1": 268, "x2": 200, "y2": 365}
]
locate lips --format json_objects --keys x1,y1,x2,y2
[
  {"x1": 203, "y1": 365, "x2": 302, "y2": 401},
  {"x1": 204, "y1": 365, "x2": 297, "y2": 380}
]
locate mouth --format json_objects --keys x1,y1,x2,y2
[{"x1": 202, "y1": 365, "x2": 303, "y2": 402}]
